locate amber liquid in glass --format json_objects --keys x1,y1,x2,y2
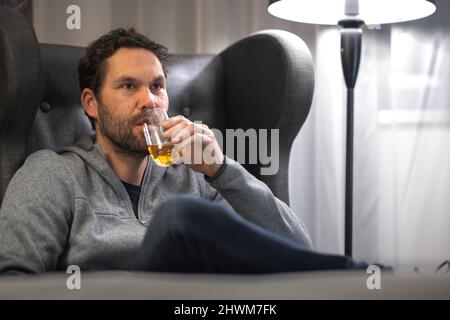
[{"x1": 148, "y1": 142, "x2": 176, "y2": 167}]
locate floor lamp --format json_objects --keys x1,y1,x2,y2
[{"x1": 268, "y1": 0, "x2": 436, "y2": 257}]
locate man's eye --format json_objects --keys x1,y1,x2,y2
[
  {"x1": 151, "y1": 83, "x2": 163, "y2": 90},
  {"x1": 121, "y1": 83, "x2": 136, "y2": 90}
]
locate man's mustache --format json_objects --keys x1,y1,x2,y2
[{"x1": 132, "y1": 109, "x2": 162, "y2": 126}]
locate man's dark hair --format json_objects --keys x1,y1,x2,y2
[{"x1": 78, "y1": 28, "x2": 169, "y2": 129}]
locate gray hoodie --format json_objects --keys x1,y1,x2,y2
[{"x1": 0, "y1": 135, "x2": 312, "y2": 273}]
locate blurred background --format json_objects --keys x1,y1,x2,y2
[{"x1": 3, "y1": 0, "x2": 449, "y2": 269}]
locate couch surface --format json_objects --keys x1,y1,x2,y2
[{"x1": 1, "y1": 270, "x2": 449, "y2": 299}]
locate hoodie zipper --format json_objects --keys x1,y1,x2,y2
[{"x1": 136, "y1": 158, "x2": 152, "y2": 225}]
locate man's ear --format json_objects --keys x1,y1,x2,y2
[{"x1": 81, "y1": 88, "x2": 99, "y2": 122}]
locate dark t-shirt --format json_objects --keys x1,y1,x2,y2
[{"x1": 121, "y1": 180, "x2": 141, "y2": 219}]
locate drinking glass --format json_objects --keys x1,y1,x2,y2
[{"x1": 142, "y1": 108, "x2": 179, "y2": 167}]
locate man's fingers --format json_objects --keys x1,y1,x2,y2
[
  {"x1": 162, "y1": 115, "x2": 187, "y2": 130},
  {"x1": 176, "y1": 134, "x2": 213, "y2": 159},
  {"x1": 163, "y1": 121, "x2": 191, "y2": 141},
  {"x1": 176, "y1": 134, "x2": 212, "y2": 150},
  {"x1": 169, "y1": 122, "x2": 210, "y2": 143}
]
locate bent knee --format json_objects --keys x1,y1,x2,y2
[{"x1": 152, "y1": 195, "x2": 236, "y2": 228}]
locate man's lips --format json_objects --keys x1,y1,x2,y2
[{"x1": 135, "y1": 116, "x2": 153, "y2": 126}]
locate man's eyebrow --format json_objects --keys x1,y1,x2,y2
[
  {"x1": 153, "y1": 75, "x2": 166, "y2": 83},
  {"x1": 113, "y1": 75, "x2": 166, "y2": 85},
  {"x1": 113, "y1": 76, "x2": 138, "y2": 85}
]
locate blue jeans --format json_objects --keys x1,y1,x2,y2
[{"x1": 139, "y1": 196, "x2": 368, "y2": 273}]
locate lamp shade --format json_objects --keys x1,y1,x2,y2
[{"x1": 268, "y1": 0, "x2": 436, "y2": 25}]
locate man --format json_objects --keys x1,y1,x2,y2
[{"x1": 0, "y1": 28, "x2": 365, "y2": 274}]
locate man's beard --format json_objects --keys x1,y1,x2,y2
[{"x1": 97, "y1": 101, "x2": 148, "y2": 156}]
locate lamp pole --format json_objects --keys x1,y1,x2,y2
[{"x1": 338, "y1": 18, "x2": 364, "y2": 257}]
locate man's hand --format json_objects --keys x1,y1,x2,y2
[{"x1": 163, "y1": 115, "x2": 224, "y2": 177}]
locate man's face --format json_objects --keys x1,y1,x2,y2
[{"x1": 95, "y1": 47, "x2": 169, "y2": 156}]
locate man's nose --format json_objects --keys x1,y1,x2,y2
[{"x1": 140, "y1": 87, "x2": 157, "y2": 109}]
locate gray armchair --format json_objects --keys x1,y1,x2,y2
[{"x1": 0, "y1": 5, "x2": 314, "y2": 206}]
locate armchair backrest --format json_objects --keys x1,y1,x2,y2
[{"x1": 0, "y1": 5, "x2": 314, "y2": 206}]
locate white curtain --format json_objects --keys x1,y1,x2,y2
[
  {"x1": 291, "y1": 2, "x2": 450, "y2": 268},
  {"x1": 34, "y1": 0, "x2": 450, "y2": 268}
]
